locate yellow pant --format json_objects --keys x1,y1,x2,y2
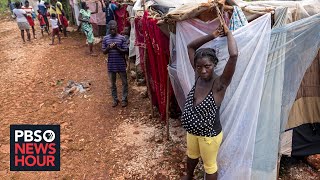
[{"x1": 187, "y1": 132, "x2": 223, "y2": 174}]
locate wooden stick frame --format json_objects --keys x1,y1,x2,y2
[{"x1": 142, "y1": 0, "x2": 155, "y2": 118}]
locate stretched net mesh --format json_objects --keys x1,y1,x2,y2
[{"x1": 169, "y1": 11, "x2": 320, "y2": 179}]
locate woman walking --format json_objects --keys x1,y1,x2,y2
[
  {"x1": 13, "y1": 2, "x2": 31, "y2": 42},
  {"x1": 181, "y1": 21, "x2": 238, "y2": 180},
  {"x1": 78, "y1": 1, "x2": 99, "y2": 56},
  {"x1": 22, "y1": 0, "x2": 36, "y2": 39}
]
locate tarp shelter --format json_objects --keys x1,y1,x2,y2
[{"x1": 129, "y1": 0, "x2": 240, "y2": 122}]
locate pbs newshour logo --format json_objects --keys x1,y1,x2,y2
[{"x1": 10, "y1": 125, "x2": 60, "y2": 171}]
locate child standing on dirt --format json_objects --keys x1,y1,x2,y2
[
  {"x1": 37, "y1": 10, "x2": 50, "y2": 36},
  {"x1": 50, "y1": 13, "x2": 61, "y2": 45}
]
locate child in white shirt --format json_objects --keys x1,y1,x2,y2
[{"x1": 50, "y1": 13, "x2": 61, "y2": 45}]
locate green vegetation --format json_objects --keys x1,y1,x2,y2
[{"x1": 0, "y1": 0, "x2": 9, "y2": 14}]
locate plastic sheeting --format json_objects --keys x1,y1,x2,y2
[
  {"x1": 172, "y1": 14, "x2": 271, "y2": 179},
  {"x1": 154, "y1": 0, "x2": 208, "y2": 9},
  {"x1": 127, "y1": 5, "x2": 136, "y2": 58},
  {"x1": 251, "y1": 7, "x2": 288, "y2": 180},
  {"x1": 252, "y1": 13, "x2": 320, "y2": 180},
  {"x1": 170, "y1": 12, "x2": 320, "y2": 179},
  {"x1": 236, "y1": 0, "x2": 320, "y2": 23},
  {"x1": 229, "y1": 6, "x2": 248, "y2": 31},
  {"x1": 70, "y1": 0, "x2": 81, "y2": 26}
]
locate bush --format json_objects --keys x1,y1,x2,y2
[{"x1": 0, "y1": 0, "x2": 9, "y2": 13}]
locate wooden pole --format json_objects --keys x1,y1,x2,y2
[
  {"x1": 165, "y1": 72, "x2": 170, "y2": 140},
  {"x1": 277, "y1": 153, "x2": 282, "y2": 179},
  {"x1": 214, "y1": 0, "x2": 226, "y2": 25},
  {"x1": 143, "y1": 48, "x2": 155, "y2": 118},
  {"x1": 135, "y1": 64, "x2": 138, "y2": 83},
  {"x1": 127, "y1": 55, "x2": 130, "y2": 74},
  {"x1": 140, "y1": 0, "x2": 154, "y2": 118}
]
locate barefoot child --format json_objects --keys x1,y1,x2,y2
[
  {"x1": 50, "y1": 13, "x2": 61, "y2": 45},
  {"x1": 37, "y1": 10, "x2": 49, "y2": 36}
]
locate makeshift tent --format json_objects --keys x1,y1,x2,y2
[{"x1": 130, "y1": 0, "x2": 242, "y2": 121}]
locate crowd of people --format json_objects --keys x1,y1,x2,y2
[
  {"x1": 10, "y1": 0, "x2": 68, "y2": 43},
  {"x1": 9, "y1": 1, "x2": 238, "y2": 179},
  {"x1": 10, "y1": 0, "x2": 130, "y2": 107}
]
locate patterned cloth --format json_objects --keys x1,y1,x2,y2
[
  {"x1": 102, "y1": 34, "x2": 128, "y2": 72},
  {"x1": 115, "y1": 4, "x2": 129, "y2": 34},
  {"x1": 141, "y1": 11, "x2": 172, "y2": 121},
  {"x1": 80, "y1": 9, "x2": 94, "y2": 44},
  {"x1": 181, "y1": 78, "x2": 222, "y2": 137},
  {"x1": 228, "y1": 6, "x2": 248, "y2": 32}
]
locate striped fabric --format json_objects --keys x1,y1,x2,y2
[
  {"x1": 102, "y1": 34, "x2": 128, "y2": 72},
  {"x1": 228, "y1": 6, "x2": 248, "y2": 32}
]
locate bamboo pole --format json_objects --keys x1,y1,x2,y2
[
  {"x1": 165, "y1": 72, "x2": 170, "y2": 140},
  {"x1": 140, "y1": 0, "x2": 154, "y2": 117},
  {"x1": 143, "y1": 49, "x2": 155, "y2": 118},
  {"x1": 213, "y1": 0, "x2": 226, "y2": 25},
  {"x1": 277, "y1": 154, "x2": 282, "y2": 179},
  {"x1": 127, "y1": 55, "x2": 131, "y2": 74}
]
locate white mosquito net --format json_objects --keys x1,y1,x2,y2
[{"x1": 169, "y1": 12, "x2": 320, "y2": 179}]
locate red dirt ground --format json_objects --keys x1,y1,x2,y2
[{"x1": 0, "y1": 19, "x2": 186, "y2": 179}]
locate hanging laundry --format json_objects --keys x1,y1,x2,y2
[
  {"x1": 228, "y1": 6, "x2": 248, "y2": 31},
  {"x1": 141, "y1": 11, "x2": 171, "y2": 121},
  {"x1": 115, "y1": 4, "x2": 130, "y2": 33}
]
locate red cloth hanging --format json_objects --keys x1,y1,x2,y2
[
  {"x1": 115, "y1": 4, "x2": 129, "y2": 34},
  {"x1": 153, "y1": 18, "x2": 171, "y2": 121},
  {"x1": 141, "y1": 11, "x2": 172, "y2": 121},
  {"x1": 142, "y1": 11, "x2": 158, "y2": 107}
]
